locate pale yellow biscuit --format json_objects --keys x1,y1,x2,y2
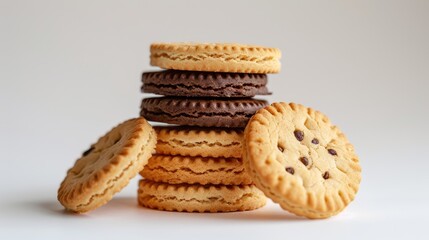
[
  {"x1": 138, "y1": 180, "x2": 266, "y2": 213},
  {"x1": 243, "y1": 102, "x2": 361, "y2": 219},
  {"x1": 57, "y1": 118, "x2": 156, "y2": 213},
  {"x1": 155, "y1": 126, "x2": 243, "y2": 158},
  {"x1": 150, "y1": 42, "x2": 281, "y2": 73},
  {"x1": 141, "y1": 154, "x2": 252, "y2": 185}
]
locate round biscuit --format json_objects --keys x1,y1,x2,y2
[
  {"x1": 57, "y1": 118, "x2": 156, "y2": 213},
  {"x1": 243, "y1": 102, "x2": 361, "y2": 219}
]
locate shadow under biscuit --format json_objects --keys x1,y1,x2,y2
[
  {"x1": 36, "y1": 200, "x2": 89, "y2": 217},
  {"x1": 34, "y1": 197, "x2": 138, "y2": 216},
  {"x1": 136, "y1": 199, "x2": 306, "y2": 222},
  {"x1": 205, "y1": 207, "x2": 306, "y2": 222},
  {"x1": 0, "y1": 197, "x2": 87, "y2": 218},
  {"x1": 26, "y1": 197, "x2": 305, "y2": 221}
]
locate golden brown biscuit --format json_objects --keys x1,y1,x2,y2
[
  {"x1": 57, "y1": 118, "x2": 156, "y2": 213},
  {"x1": 150, "y1": 42, "x2": 281, "y2": 73},
  {"x1": 141, "y1": 154, "x2": 252, "y2": 185},
  {"x1": 243, "y1": 102, "x2": 361, "y2": 219},
  {"x1": 138, "y1": 180, "x2": 266, "y2": 213},
  {"x1": 155, "y1": 126, "x2": 243, "y2": 158}
]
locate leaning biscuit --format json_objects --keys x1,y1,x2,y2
[
  {"x1": 243, "y1": 102, "x2": 361, "y2": 219},
  {"x1": 150, "y1": 42, "x2": 281, "y2": 73},
  {"x1": 141, "y1": 155, "x2": 252, "y2": 185},
  {"x1": 154, "y1": 126, "x2": 243, "y2": 158},
  {"x1": 57, "y1": 118, "x2": 156, "y2": 213},
  {"x1": 138, "y1": 180, "x2": 266, "y2": 213}
]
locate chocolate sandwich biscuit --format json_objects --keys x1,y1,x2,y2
[
  {"x1": 142, "y1": 70, "x2": 270, "y2": 98},
  {"x1": 140, "y1": 97, "x2": 268, "y2": 128}
]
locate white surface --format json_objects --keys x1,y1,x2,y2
[{"x1": 1, "y1": 0, "x2": 429, "y2": 239}]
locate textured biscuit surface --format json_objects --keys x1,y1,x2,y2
[
  {"x1": 140, "y1": 97, "x2": 268, "y2": 128},
  {"x1": 57, "y1": 118, "x2": 156, "y2": 213},
  {"x1": 142, "y1": 70, "x2": 270, "y2": 97},
  {"x1": 150, "y1": 43, "x2": 281, "y2": 73},
  {"x1": 138, "y1": 180, "x2": 266, "y2": 212},
  {"x1": 243, "y1": 102, "x2": 361, "y2": 219},
  {"x1": 155, "y1": 126, "x2": 243, "y2": 158},
  {"x1": 141, "y1": 155, "x2": 252, "y2": 185}
]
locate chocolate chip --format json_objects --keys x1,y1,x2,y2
[
  {"x1": 328, "y1": 149, "x2": 337, "y2": 156},
  {"x1": 82, "y1": 147, "x2": 94, "y2": 157},
  {"x1": 311, "y1": 138, "x2": 319, "y2": 144},
  {"x1": 294, "y1": 130, "x2": 304, "y2": 141},
  {"x1": 285, "y1": 167, "x2": 295, "y2": 175},
  {"x1": 300, "y1": 157, "x2": 309, "y2": 166},
  {"x1": 322, "y1": 171, "x2": 330, "y2": 179},
  {"x1": 278, "y1": 145, "x2": 284, "y2": 152}
]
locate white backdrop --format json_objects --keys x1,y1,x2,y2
[{"x1": 1, "y1": 0, "x2": 428, "y2": 239}]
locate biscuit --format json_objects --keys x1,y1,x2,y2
[
  {"x1": 243, "y1": 102, "x2": 361, "y2": 219},
  {"x1": 140, "y1": 97, "x2": 268, "y2": 128},
  {"x1": 155, "y1": 126, "x2": 243, "y2": 158},
  {"x1": 150, "y1": 43, "x2": 281, "y2": 73},
  {"x1": 57, "y1": 118, "x2": 156, "y2": 213},
  {"x1": 142, "y1": 70, "x2": 270, "y2": 98},
  {"x1": 141, "y1": 155, "x2": 252, "y2": 185},
  {"x1": 138, "y1": 180, "x2": 266, "y2": 212}
]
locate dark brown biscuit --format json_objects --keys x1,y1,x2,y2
[
  {"x1": 140, "y1": 97, "x2": 269, "y2": 128},
  {"x1": 142, "y1": 70, "x2": 270, "y2": 97}
]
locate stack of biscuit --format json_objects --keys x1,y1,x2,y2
[
  {"x1": 138, "y1": 43, "x2": 281, "y2": 212},
  {"x1": 57, "y1": 42, "x2": 362, "y2": 219}
]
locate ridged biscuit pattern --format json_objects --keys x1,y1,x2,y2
[
  {"x1": 150, "y1": 43, "x2": 281, "y2": 73},
  {"x1": 57, "y1": 118, "x2": 156, "y2": 213},
  {"x1": 141, "y1": 154, "x2": 252, "y2": 185},
  {"x1": 140, "y1": 97, "x2": 269, "y2": 128},
  {"x1": 138, "y1": 180, "x2": 266, "y2": 213},
  {"x1": 142, "y1": 70, "x2": 270, "y2": 97},
  {"x1": 155, "y1": 126, "x2": 243, "y2": 158},
  {"x1": 243, "y1": 102, "x2": 361, "y2": 219}
]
